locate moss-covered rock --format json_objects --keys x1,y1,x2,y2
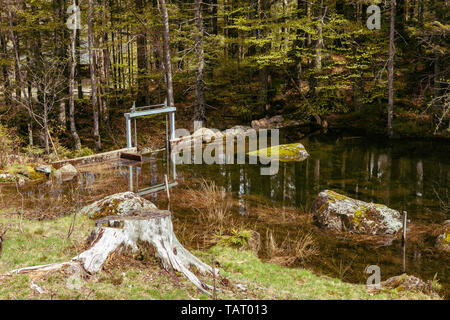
[
  {"x1": 436, "y1": 221, "x2": 450, "y2": 253},
  {"x1": 247, "y1": 142, "x2": 309, "y2": 162},
  {"x1": 0, "y1": 164, "x2": 45, "y2": 184},
  {"x1": 78, "y1": 191, "x2": 158, "y2": 220},
  {"x1": 381, "y1": 274, "x2": 436, "y2": 295},
  {"x1": 311, "y1": 190, "x2": 402, "y2": 235}
]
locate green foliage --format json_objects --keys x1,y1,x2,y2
[
  {"x1": 72, "y1": 147, "x2": 95, "y2": 158},
  {"x1": 216, "y1": 229, "x2": 253, "y2": 248},
  {"x1": 0, "y1": 124, "x2": 15, "y2": 168},
  {"x1": 22, "y1": 145, "x2": 45, "y2": 158}
]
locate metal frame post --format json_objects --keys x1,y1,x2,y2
[
  {"x1": 169, "y1": 111, "x2": 175, "y2": 142},
  {"x1": 126, "y1": 114, "x2": 132, "y2": 148}
]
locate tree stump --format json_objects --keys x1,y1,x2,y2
[{"x1": 1, "y1": 209, "x2": 217, "y2": 294}]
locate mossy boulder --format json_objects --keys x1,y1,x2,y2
[
  {"x1": 0, "y1": 164, "x2": 45, "y2": 183},
  {"x1": 78, "y1": 191, "x2": 158, "y2": 220},
  {"x1": 311, "y1": 190, "x2": 402, "y2": 235},
  {"x1": 435, "y1": 220, "x2": 450, "y2": 253},
  {"x1": 381, "y1": 274, "x2": 436, "y2": 295},
  {"x1": 247, "y1": 142, "x2": 309, "y2": 162}
]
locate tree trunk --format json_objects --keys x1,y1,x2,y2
[
  {"x1": 135, "y1": 0, "x2": 149, "y2": 105},
  {"x1": 75, "y1": 0, "x2": 83, "y2": 99},
  {"x1": 69, "y1": 0, "x2": 81, "y2": 150},
  {"x1": 194, "y1": 0, "x2": 206, "y2": 124},
  {"x1": 158, "y1": 0, "x2": 175, "y2": 109},
  {"x1": 0, "y1": 32, "x2": 10, "y2": 106},
  {"x1": 1, "y1": 210, "x2": 217, "y2": 294},
  {"x1": 88, "y1": 0, "x2": 102, "y2": 150},
  {"x1": 388, "y1": 0, "x2": 395, "y2": 138},
  {"x1": 28, "y1": 122, "x2": 33, "y2": 146}
]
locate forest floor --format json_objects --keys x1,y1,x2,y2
[{"x1": 0, "y1": 211, "x2": 440, "y2": 300}]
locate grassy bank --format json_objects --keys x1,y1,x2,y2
[{"x1": 0, "y1": 213, "x2": 439, "y2": 300}]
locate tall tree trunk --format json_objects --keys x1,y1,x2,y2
[
  {"x1": 388, "y1": 0, "x2": 396, "y2": 138},
  {"x1": 136, "y1": 0, "x2": 149, "y2": 105},
  {"x1": 194, "y1": 0, "x2": 206, "y2": 124},
  {"x1": 69, "y1": 0, "x2": 81, "y2": 150},
  {"x1": 101, "y1": 0, "x2": 111, "y2": 123},
  {"x1": 75, "y1": 0, "x2": 83, "y2": 99},
  {"x1": 88, "y1": 0, "x2": 102, "y2": 150},
  {"x1": 6, "y1": 0, "x2": 29, "y2": 109},
  {"x1": 0, "y1": 32, "x2": 10, "y2": 106},
  {"x1": 54, "y1": 0, "x2": 66, "y2": 125},
  {"x1": 158, "y1": 0, "x2": 175, "y2": 109},
  {"x1": 257, "y1": 0, "x2": 271, "y2": 114}
]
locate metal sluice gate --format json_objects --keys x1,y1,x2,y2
[{"x1": 124, "y1": 100, "x2": 177, "y2": 196}]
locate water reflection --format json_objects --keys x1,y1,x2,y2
[{"x1": 174, "y1": 135, "x2": 449, "y2": 224}]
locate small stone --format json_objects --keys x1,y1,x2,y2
[
  {"x1": 35, "y1": 165, "x2": 52, "y2": 175},
  {"x1": 235, "y1": 283, "x2": 247, "y2": 291}
]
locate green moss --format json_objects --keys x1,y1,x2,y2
[
  {"x1": 324, "y1": 190, "x2": 351, "y2": 201},
  {"x1": 2, "y1": 164, "x2": 45, "y2": 181},
  {"x1": 92, "y1": 199, "x2": 121, "y2": 220},
  {"x1": 247, "y1": 143, "x2": 308, "y2": 162}
]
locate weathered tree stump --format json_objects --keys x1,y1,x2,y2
[{"x1": 1, "y1": 209, "x2": 217, "y2": 294}]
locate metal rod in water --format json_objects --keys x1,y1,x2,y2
[
  {"x1": 132, "y1": 102, "x2": 137, "y2": 148},
  {"x1": 402, "y1": 211, "x2": 407, "y2": 273}
]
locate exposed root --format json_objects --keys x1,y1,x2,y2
[{"x1": 0, "y1": 211, "x2": 218, "y2": 294}]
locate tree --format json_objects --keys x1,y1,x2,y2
[
  {"x1": 88, "y1": 0, "x2": 102, "y2": 150},
  {"x1": 158, "y1": 0, "x2": 174, "y2": 110},
  {"x1": 68, "y1": 0, "x2": 81, "y2": 150},
  {"x1": 388, "y1": 0, "x2": 395, "y2": 138},
  {"x1": 194, "y1": 0, "x2": 206, "y2": 125}
]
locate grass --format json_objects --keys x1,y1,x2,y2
[
  {"x1": 182, "y1": 179, "x2": 232, "y2": 225},
  {"x1": 0, "y1": 213, "x2": 93, "y2": 273},
  {"x1": 0, "y1": 212, "x2": 440, "y2": 300}
]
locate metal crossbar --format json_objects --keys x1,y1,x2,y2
[{"x1": 124, "y1": 99, "x2": 176, "y2": 148}]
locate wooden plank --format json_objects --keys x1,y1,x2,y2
[
  {"x1": 52, "y1": 147, "x2": 137, "y2": 169},
  {"x1": 120, "y1": 152, "x2": 143, "y2": 162}
]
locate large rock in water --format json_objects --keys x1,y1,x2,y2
[
  {"x1": 247, "y1": 142, "x2": 309, "y2": 162},
  {"x1": 78, "y1": 191, "x2": 157, "y2": 220},
  {"x1": 311, "y1": 190, "x2": 402, "y2": 235},
  {"x1": 53, "y1": 163, "x2": 78, "y2": 182}
]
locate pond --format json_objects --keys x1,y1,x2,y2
[{"x1": 1, "y1": 131, "x2": 449, "y2": 297}]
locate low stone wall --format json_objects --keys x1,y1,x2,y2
[{"x1": 52, "y1": 147, "x2": 137, "y2": 169}]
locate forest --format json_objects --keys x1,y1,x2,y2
[
  {"x1": 0, "y1": 0, "x2": 448, "y2": 155},
  {"x1": 0, "y1": 0, "x2": 449, "y2": 302}
]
